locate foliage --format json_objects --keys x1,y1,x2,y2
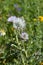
[{"x1": 0, "y1": 0, "x2": 43, "y2": 65}]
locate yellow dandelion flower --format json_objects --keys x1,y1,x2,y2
[{"x1": 39, "y1": 16, "x2": 43, "y2": 22}]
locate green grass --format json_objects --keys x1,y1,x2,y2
[{"x1": 0, "y1": 0, "x2": 43, "y2": 65}]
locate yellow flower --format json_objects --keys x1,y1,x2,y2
[
  {"x1": 0, "y1": 29, "x2": 6, "y2": 36},
  {"x1": 39, "y1": 16, "x2": 43, "y2": 22},
  {"x1": 33, "y1": 18, "x2": 37, "y2": 21}
]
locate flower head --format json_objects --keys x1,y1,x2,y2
[
  {"x1": 39, "y1": 16, "x2": 43, "y2": 22},
  {"x1": 7, "y1": 16, "x2": 17, "y2": 22},
  {"x1": 33, "y1": 18, "x2": 37, "y2": 21},
  {"x1": 0, "y1": 30, "x2": 6, "y2": 36},
  {"x1": 13, "y1": 17, "x2": 26, "y2": 29},
  {"x1": 8, "y1": 16, "x2": 26, "y2": 30},
  {"x1": 20, "y1": 32, "x2": 29, "y2": 41},
  {"x1": 14, "y1": 4, "x2": 22, "y2": 11}
]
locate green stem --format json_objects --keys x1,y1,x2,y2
[
  {"x1": 21, "y1": 52, "x2": 25, "y2": 65},
  {"x1": 16, "y1": 34, "x2": 18, "y2": 43},
  {"x1": 13, "y1": 44, "x2": 21, "y2": 50}
]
